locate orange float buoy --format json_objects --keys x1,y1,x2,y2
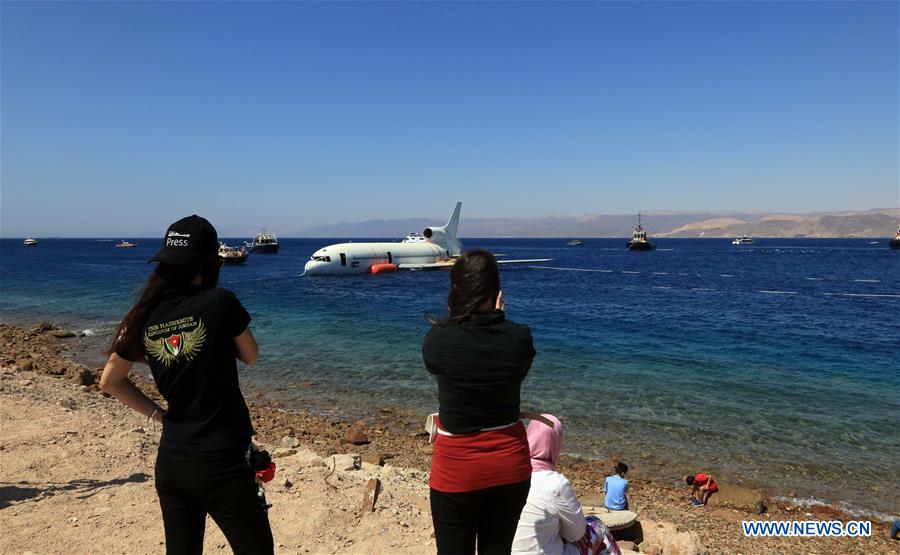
[{"x1": 370, "y1": 263, "x2": 398, "y2": 275}]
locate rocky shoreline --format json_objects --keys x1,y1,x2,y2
[{"x1": 1, "y1": 322, "x2": 896, "y2": 554}]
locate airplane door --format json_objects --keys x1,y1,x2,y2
[
  {"x1": 387, "y1": 251, "x2": 392, "y2": 264},
  {"x1": 340, "y1": 253, "x2": 347, "y2": 266}
]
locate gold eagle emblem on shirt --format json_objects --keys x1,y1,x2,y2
[{"x1": 144, "y1": 319, "x2": 206, "y2": 367}]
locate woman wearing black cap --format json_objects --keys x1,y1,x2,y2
[{"x1": 100, "y1": 215, "x2": 274, "y2": 555}]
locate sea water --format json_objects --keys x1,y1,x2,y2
[{"x1": 1, "y1": 237, "x2": 898, "y2": 515}]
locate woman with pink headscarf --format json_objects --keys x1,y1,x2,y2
[{"x1": 512, "y1": 415, "x2": 620, "y2": 555}]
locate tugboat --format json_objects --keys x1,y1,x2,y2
[
  {"x1": 567, "y1": 239, "x2": 583, "y2": 246},
  {"x1": 219, "y1": 243, "x2": 249, "y2": 265},
  {"x1": 626, "y1": 213, "x2": 656, "y2": 251},
  {"x1": 23, "y1": 238, "x2": 38, "y2": 246},
  {"x1": 890, "y1": 228, "x2": 900, "y2": 250},
  {"x1": 115, "y1": 240, "x2": 137, "y2": 248},
  {"x1": 732, "y1": 236, "x2": 754, "y2": 245},
  {"x1": 245, "y1": 229, "x2": 279, "y2": 253}
]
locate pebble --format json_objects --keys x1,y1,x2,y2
[
  {"x1": 345, "y1": 429, "x2": 369, "y2": 445},
  {"x1": 281, "y1": 436, "x2": 300, "y2": 448}
]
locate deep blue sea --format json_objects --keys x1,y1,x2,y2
[{"x1": 2, "y1": 237, "x2": 898, "y2": 515}]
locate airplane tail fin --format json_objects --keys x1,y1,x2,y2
[
  {"x1": 444, "y1": 201, "x2": 461, "y2": 240},
  {"x1": 424, "y1": 202, "x2": 463, "y2": 255}
]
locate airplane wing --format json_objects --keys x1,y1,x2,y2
[
  {"x1": 397, "y1": 261, "x2": 456, "y2": 271},
  {"x1": 496, "y1": 258, "x2": 553, "y2": 265},
  {"x1": 397, "y1": 258, "x2": 553, "y2": 271}
]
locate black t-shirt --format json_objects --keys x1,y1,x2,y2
[
  {"x1": 118, "y1": 286, "x2": 253, "y2": 452},
  {"x1": 422, "y1": 311, "x2": 536, "y2": 434}
]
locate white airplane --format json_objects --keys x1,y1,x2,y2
[{"x1": 302, "y1": 202, "x2": 551, "y2": 276}]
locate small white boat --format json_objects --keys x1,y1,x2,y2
[
  {"x1": 732, "y1": 236, "x2": 754, "y2": 245},
  {"x1": 567, "y1": 239, "x2": 583, "y2": 246},
  {"x1": 115, "y1": 240, "x2": 137, "y2": 248},
  {"x1": 23, "y1": 238, "x2": 38, "y2": 246},
  {"x1": 218, "y1": 243, "x2": 249, "y2": 264}
]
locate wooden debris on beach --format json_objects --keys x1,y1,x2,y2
[{"x1": 361, "y1": 478, "x2": 381, "y2": 514}]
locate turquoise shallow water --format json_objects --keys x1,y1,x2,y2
[{"x1": 1, "y1": 237, "x2": 898, "y2": 514}]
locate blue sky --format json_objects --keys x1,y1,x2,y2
[{"x1": 1, "y1": 1, "x2": 897, "y2": 237}]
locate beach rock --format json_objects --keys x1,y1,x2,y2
[
  {"x1": 272, "y1": 447, "x2": 297, "y2": 458},
  {"x1": 362, "y1": 453, "x2": 385, "y2": 466},
  {"x1": 617, "y1": 540, "x2": 638, "y2": 552},
  {"x1": 31, "y1": 322, "x2": 56, "y2": 333},
  {"x1": 280, "y1": 477, "x2": 292, "y2": 488},
  {"x1": 281, "y1": 436, "x2": 300, "y2": 448},
  {"x1": 293, "y1": 447, "x2": 325, "y2": 468},
  {"x1": 381, "y1": 464, "x2": 397, "y2": 477},
  {"x1": 665, "y1": 531, "x2": 703, "y2": 555},
  {"x1": 361, "y1": 462, "x2": 383, "y2": 473},
  {"x1": 45, "y1": 365, "x2": 66, "y2": 376},
  {"x1": 636, "y1": 520, "x2": 705, "y2": 555},
  {"x1": 706, "y1": 485, "x2": 767, "y2": 514},
  {"x1": 420, "y1": 445, "x2": 434, "y2": 455},
  {"x1": 51, "y1": 330, "x2": 76, "y2": 339},
  {"x1": 345, "y1": 429, "x2": 369, "y2": 445},
  {"x1": 15, "y1": 357, "x2": 33, "y2": 372},
  {"x1": 332, "y1": 454, "x2": 360, "y2": 471},
  {"x1": 70, "y1": 367, "x2": 95, "y2": 386}
]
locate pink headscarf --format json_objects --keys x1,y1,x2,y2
[{"x1": 527, "y1": 414, "x2": 563, "y2": 472}]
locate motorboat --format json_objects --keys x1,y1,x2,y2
[
  {"x1": 626, "y1": 213, "x2": 656, "y2": 251},
  {"x1": 890, "y1": 228, "x2": 900, "y2": 250},
  {"x1": 115, "y1": 240, "x2": 137, "y2": 248},
  {"x1": 245, "y1": 229, "x2": 279, "y2": 253},
  {"x1": 23, "y1": 238, "x2": 38, "y2": 246},
  {"x1": 567, "y1": 239, "x2": 583, "y2": 246},
  {"x1": 219, "y1": 243, "x2": 249, "y2": 264},
  {"x1": 732, "y1": 236, "x2": 754, "y2": 245}
]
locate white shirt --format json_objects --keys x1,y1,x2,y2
[{"x1": 512, "y1": 470, "x2": 587, "y2": 555}]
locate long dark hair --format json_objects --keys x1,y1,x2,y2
[
  {"x1": 108, "y1": 254, "x2": 221, "y2": 360},
  {"x1": 428, "y1": 250, "x2": 500, "y2": 325}
]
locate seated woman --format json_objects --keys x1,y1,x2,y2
[{"x1": 512, "y1": 415, "x2": 620, "y2": 555}]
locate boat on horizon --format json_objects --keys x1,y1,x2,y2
[
  {"x1": 23, "y1": 238, "x2": 38, "y2": 246},
  {"x1": 567, "y1": 239, "x2": 583, "y2": 246},
  {"x1": 890, "y1": 228, "x2": 900, "y2": 250},
  {"x1": 115, "y1": 240, "x2": 137, "y2": 248},
  {"x1": 626, "y1": 213, "x2": 656, "y2": 251},
  {"x1": 732, "y1": 236, "x2": 754, "y2": 245},
  {"x1": 245, "y1": 229, "x2": 279, "y2": 253},
  {"x1": 219, "y1": 243, "x2": 249, "y2": 264}
]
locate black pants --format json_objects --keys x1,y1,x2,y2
[
  {"x1": 430, "y1": 479, "x2": 530, "y2": 555},
  {"x1": 155, "y1": 447, "x2": 274, "y2": 555}
]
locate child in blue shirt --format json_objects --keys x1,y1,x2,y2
[{"x1": 603, "y1": 462, "x2": 629, "y2": 510}]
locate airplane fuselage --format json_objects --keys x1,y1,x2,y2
[{"x1": 304, "y1": 241, "x2": 449, "y2": 275}]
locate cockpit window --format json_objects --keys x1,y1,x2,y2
[{"x1": 311, "y1": 255, "x2": 331, "y2": 262}]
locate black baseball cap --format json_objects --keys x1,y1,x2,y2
[{"x1": 149, "y1": 215, "x2": 219, "y2": 265}]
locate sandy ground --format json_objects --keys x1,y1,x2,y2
[
  {"x1": 1, "y1": 323, "x2": 897, "y2": 554},
  {"x1": 0, "y1": 369, "x2": 435, "y2": 554}
]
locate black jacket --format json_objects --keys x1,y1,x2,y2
[{"x1": 422, "y1": 311, "x2": 536, "y2": 434}]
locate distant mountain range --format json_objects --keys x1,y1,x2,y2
[{"x1": 292, "y1": 208, "x2": 899, "y2": 238}]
